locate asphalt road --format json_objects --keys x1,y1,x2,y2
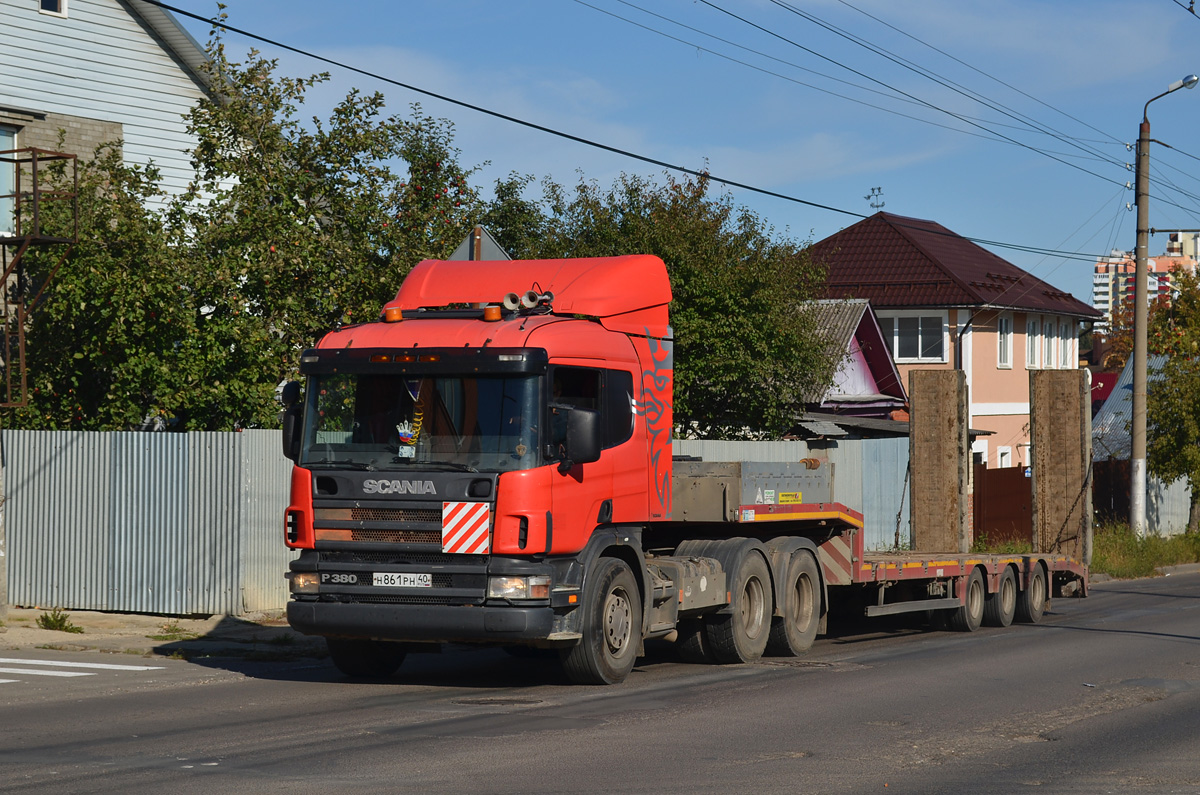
[{"x1": 2, "y1": 573, "x2": 1198, "y2": 794}]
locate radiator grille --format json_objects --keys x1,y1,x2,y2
[
  {"x1": 348, "y1": 528, "x2": 440, "y2": 544},
  {"x1": 314, "y1": 507, "x2": 441, "y2": 523}
]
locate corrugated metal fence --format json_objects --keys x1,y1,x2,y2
[
  {"x1": 4, "y1": 430, "x2": 295, "y2": 615},
  {"x1": 674, "y1": 437, "x2": 910, "y2": 550}
]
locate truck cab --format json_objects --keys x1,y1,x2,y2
[{"x1": 282, "y1": 255, "x2": 675, "y2": 683}]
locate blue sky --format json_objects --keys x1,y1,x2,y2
[{"x1": 163, "y1": 0, "x2": 1200, "y2": 306}]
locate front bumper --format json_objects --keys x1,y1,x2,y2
[{"x1": 287, "y1": 600, "x2": 557, "y2": 644}]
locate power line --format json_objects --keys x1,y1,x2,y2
[
  {"x1": 833, "y1": 0, "x2": 1126, "y2": 148},
  {"x1": 764, "y1": 0, "x2": 1127, "y2": 172},
  {"x1": 575, "y1": 0, "x2": 1016, "y2": 146},
  {"x1": 141, "y1": 0, "x2": 1110, "y2": 264},
  {"x1": 694, "y1": 0, "x2": 1128, "y2": 191},
  {"x1": 591, "y1": 0, "x2": 1114, "y2": 164}
]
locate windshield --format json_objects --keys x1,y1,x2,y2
[{"x1": 301, "y1": 373, "x2": 541, "y2": 473}]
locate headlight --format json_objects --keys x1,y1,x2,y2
[
  {"x1": 488, "y1": 575, "x2": 551, "y2": 600},
  {"x1": 290, "y1": 572, "x2": 320, "y2": 594}
]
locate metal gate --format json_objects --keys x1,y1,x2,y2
[{"x1": 973, "y1": 464, "x2": 1032, "y2": 548}]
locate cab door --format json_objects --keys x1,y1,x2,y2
[{"x1": 547, "y1": 365, "x2": 613, "y2": 553}]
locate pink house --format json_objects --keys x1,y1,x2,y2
[{"x1": 810, "y1": 212, "x2": 1101, "y2": 468}]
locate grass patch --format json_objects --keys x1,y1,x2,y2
[
  {"x1": 147, "y1": 621, "x2": 199, "y2": 641},
  {"x1": 971, "y1": 533, "x2": 1033, "y2": 555},
  {"x1": 1091, "y1": 522, "x2": 1200, "y2": 579},
  {"x1": 36, "y1": 607, "x2": 84, "y2": 634}
]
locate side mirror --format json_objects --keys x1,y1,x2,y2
[
  {"x1": 281, "y1": 380, "x2": 302, "y2": 408},
  {"x1": 559, "y1": 408, "x2": 601, "y2": 473},
  {"x1": 282, "y1": 406, "x2": 302, "y2": 462}
]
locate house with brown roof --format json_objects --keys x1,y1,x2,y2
[{"x1": 809, "y1": 212, "x2": 1101, "y2": 469}]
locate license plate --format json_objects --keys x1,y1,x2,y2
[{"x1": 373, "y1": 572, "x2": 432, "y2": 588}]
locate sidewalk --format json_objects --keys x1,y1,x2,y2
[{"x1": 0, "y1": 606, "x2": 328, "y2": 661}]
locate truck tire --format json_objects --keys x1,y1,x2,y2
[
  {"x1": 1016, "y1": 563, "x2": 1047, "y2": 624},
  {"x1": 706, "y1": 549, "x2": 772, "y2": 663},
  {"x1": 675, "y1": 618, "x2": 716, "y2": 663},
  {"x1": 766, "y1": 551, "x2": 820, "y2": 656},
  {"x1": 983, "y1": 566, "x2": 1017, "y2": 627},
  {"x1": 948, "y1": 568, "x2": 985, "y2": 632},
  {"x1": 561, "y1": 557, "x2": 642, "y2": 685},
  {"x1": 326, "y1": 638, "x2": 406, "y2": 678}
]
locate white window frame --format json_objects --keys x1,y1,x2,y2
[
  {"x1": 0, "y1": 125, "x2": 15, "y2": 237},
  {"x1": 39, "y1": 0, "x2": 68, "y2": 17},
  {"x1": 997, "y1": 446, "x2": 1013, "y2": 468},
  {"x1": 972, "y1": 438, "x2": 989, "y2": 468},
  {"x1": 1059, "y1": 322, "x2": 1070, "y2": 369},
  {"x1": 997, "y1": 313, "x2": 1012, "y2": 369},
  {"x1": 876, "y1": 309, "x2": 949, "y2": 364},
  {"x1": 1043, "y1": 316, "x2": 1056, "y2": 369},
  {"x1": 1025, "y1": 316, "x2": 1039, "y2": 370}
]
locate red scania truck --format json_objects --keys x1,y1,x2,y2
[{"x1": 281, "y1": 254, "x2": 1088, "y2": 684}]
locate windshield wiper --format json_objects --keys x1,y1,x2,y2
[
  {"x1": 392, "y1": 459, "x2": 478, "y2": 472},
  {"x1": 307, "y1": 459, "x2": 377, "y2": 471}
]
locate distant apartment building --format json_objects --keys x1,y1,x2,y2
[{"x1": 1092, "y1": 233, "x2": 1199, "y2": 334}]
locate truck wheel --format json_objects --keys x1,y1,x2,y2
[
  {"x1": 948, "y1": 568, "x2": 985, "y2": 632},
  {"x1": 983, "y1": 566, "x2": 1017, "y2": 627},
  {"x1": 326, "y1": 638, "x2": 406, "y2": 678},
  {"x1": 706, "y1": 550, "x2": 772, "y2": 663},
  {"x1": 676, "y1": 618, "x2": 716, "y2": 664},
  {"x1": 766, "y1": 551, "x2": 820, "y2": 656},
  {"x1": 561, "y1": 557, "x2": 642, "y2": 685},
  {"x1": 1016, "y1": 563, "x2": 1047, "y2": 624}
]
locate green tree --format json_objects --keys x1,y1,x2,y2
[
  {"x1": 1147, "y1": 270, "x2": 1200, "y2": 533},
  {"x1": 485, "y1": 171, "x2": 836, "y2": 437},
  {"x1": 7, "y1": 32, "x2": 485, "y2": 431},
  {"x1": 5, "y1": 144, "x2": 194, "y2": 430},
  {"x1": 171, "y1": 34, "x2": 485, "y2": 428}
]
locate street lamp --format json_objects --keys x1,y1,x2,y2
[{"x1": 1132, "y1": 73, "x2": 1198, "y2": 537}]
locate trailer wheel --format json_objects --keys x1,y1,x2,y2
[
  {"x1": 326, "y1": 638, "x2": 406, "y2": 678},
  {"x1": 766, "y1": 551, "x2": 820, "y2": 656},
  {"x1": 948, "y1": 568, "x2": 985, "y2": 632},
  {"x1": 561, "y1": 557, "x2": 642, "y2": 685},
  {"x1": 1016, "y1": 563, "x2": 1047, "y2": 624},
  {"x1": 983, "y1": 566, "x2": 1017, "y2": 627},
  {"x1": 707, "y1": 550, "x2": 772, "y2": 663}
]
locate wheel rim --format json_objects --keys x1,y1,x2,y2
[
  {"x1": 968, "y1": 578, "x2": 984, "y2": 618},
  {"x1": 792, "y1": 573, "x2": 814, "y2": 632},
  {"x1": 604, "y1": 587, "x2": 632, "y2": 656},
  {"x1": 742, "y1": 576, "x2": 766, "y2": 640},
  {"x1": 1030, "y1": 573, "x2": 1045, "y2": 612},
  {"x1": 1001, "y1": 576, "x2": 1016, "y2": 615}
]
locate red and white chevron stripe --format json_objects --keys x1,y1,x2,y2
[
  {"x1": 441, "y1": 502, "x2": 491, "y2": 554},
  {"x1": 818, "y1": 533, "x2": 853, "y2": 586}
]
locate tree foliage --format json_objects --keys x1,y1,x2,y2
[
  {"x1": 7, "y1": 34, "x2": 483, "y2": 431},
  {"x1": 1147, "y1": 270, "x2": 1200, "y2": 533},
  {"x1": 6, "y1": 145, "x2": 190, "y2": 430},
  {"x1": 7, "y1": 33, "x2": 835, "y2": 438},
  {"x1": 484, "y1": 172, "x2": 837, "y2": 437}
]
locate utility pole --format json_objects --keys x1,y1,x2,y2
[{"x1": 1132, "y1": 74, "x2": 1198, "y2": 536}]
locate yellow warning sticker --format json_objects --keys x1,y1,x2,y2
[{"x1": 778, "y1": 492, "x2": 803, "y2": 504}]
